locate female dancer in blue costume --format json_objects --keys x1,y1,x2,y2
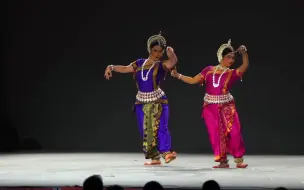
[{"x1": 104, "y1": 32, "x2": 178, "y2": 165}]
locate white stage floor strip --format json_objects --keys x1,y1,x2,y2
[{"x1": 0, "y1": 153, "x2": 303, "y2": 189}]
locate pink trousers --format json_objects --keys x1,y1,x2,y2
[{"x1": 202, "y1": 102, "x2": 245, "y2": 162}]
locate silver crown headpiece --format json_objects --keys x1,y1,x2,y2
[
  {"x1": 147, "y1": 31, "x2": 166, "y2": 53},
  {"x1": 217, "y1": 39, "x2": 234, "y2": 63}
]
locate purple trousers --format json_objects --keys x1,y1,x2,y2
[{"x1": 135, "y1": 103, "x2": 172, "y2": 159}]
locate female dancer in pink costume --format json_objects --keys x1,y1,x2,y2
[{"x1": 171, "y1": 40, "x2": 249, "y2": 168}]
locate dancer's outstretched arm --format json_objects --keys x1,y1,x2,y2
[
  {"x1": 104, "y1": 62, "x2": 136, "y2": 80},
  {"x1": 171, "y1": 69, "x2": 202, "y2": 85}
]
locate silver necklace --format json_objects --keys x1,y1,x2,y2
[
  {"x1": 141, "y1": 59, "x2": 158, "y2": 81},
  {"x1": 212, "y1": 65, "x2": 229, "y2": 88}
]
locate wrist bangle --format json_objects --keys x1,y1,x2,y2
[{"x1": 178, "y1": 74, "x2": 182, "y2": 79}]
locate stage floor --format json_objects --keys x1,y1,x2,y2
[{"x1": 0, "y1": 153, "x2": 303, "y2": 189}]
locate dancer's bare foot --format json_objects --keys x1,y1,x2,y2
[
  {"x1": 165, "y1": 151, "x2": 177, "y2": 164},
  {"x1": 144, "y1": 160, "x2": 161, "y2": 165},
  {"x1": 213, "y1": 163, "x2": 229, "y2": 168},
  {"x1": 236, "y1": 163, "x2": 248, "y2": 168}
]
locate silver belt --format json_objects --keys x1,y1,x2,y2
[
  {"x1": 136, "y1": 88, "x2": 165, "y2": 103},
  {"x1": 204, "y1": 93, "x2": 234, "y2": 104}
]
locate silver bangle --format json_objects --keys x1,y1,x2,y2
[{"x1": 178, "y1": 74, "x2": 182, "y2": 79}]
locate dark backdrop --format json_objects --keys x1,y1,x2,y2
[{"x1": 4, "y1": 1, "x2": 304, "y2": 154}]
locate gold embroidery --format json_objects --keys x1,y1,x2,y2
[
  {"x1": 152, "y1": 154, "x2": 161, "y2": 160},
  {"x1": 142, "y1": 103, "x2": 163, "y2": 159},
  {"x1": 135, "y1": 99, "x2": 168, "y2": 105},
  {"x1": 136, "y1": 64, "x2": 158, "y2": 72},
  {"x1": 215, "y1": 102, "x2": 237, "y2": 162},
  {"x1": 131, "y1": 61, "x2": 137, "y2": 71},
  {"x1": 222, "y1": 70, "x2": 233, "y2": 94},
  {"x1": 235, "y1": 69, "x2": 242, "y2": 76},
  {"x1": 135, "y1": 81, "x2": 139, "y2": 90},
  {"x1": 235, "y1": 69, "x2": 243, "y2": 81},
  {"x1": 214, "y1": 155, "x2": 221, "y2": 162},
  {"x1": 134, "y1": 63, "x2": 162, "y2": 90},
  {"x1": 153, "y1": 63, "x2": 160, "y2": 90},
  {"x1": 220, "y1": 102, "x2": 236, "y2": 135},
  {"x1": 161, "y1": 151, "x2": 171, "y2": 159},
  {"x1": 161, "y1": 62, "x2": 169, "y2": 72},
  {"x1": 200, "y1": 74, "x2": 204, "y2": 85},
  {"x1": 214, "y1": 155, "x2": 228, "y2": 163},
  {"x1": 234, "y1": 157, "x2": 244, "y2": 163},
  {"x1": 218, "y1": 104, "x2": 228, "y2": 161}
]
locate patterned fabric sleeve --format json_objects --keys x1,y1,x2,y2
[
  {"x1": 229, "y1": 69, "x2": 244, "y2": 84},
  {"x1": 131, "y1": 60, "x2": 138, "y2": 71},
  {"x1": 131, "y1": 58, "x2": 145, "y2": 71},
  {"x1": 200, "y1": 66, "x2": 212, "y2": 84}
]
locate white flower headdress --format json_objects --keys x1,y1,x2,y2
[
  {"x1": 217, "y1": 39, "x2": 234, "y2": 63},
  {"x1": 147, "y1": 31, "x2": 166, "y2": 53}
]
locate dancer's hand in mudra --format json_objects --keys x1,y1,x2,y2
[
  {"x1": 104, "y1": 66, "x2": 112, "y2": 80},
  {"x1": 236, "y1": 45, "x2": 247, "y2": 55},
  {"x1": 170, "y1": 68, "x2": 180, "y2": 78},
  {"x1": 166, "y1": 46, "x2": 174, "y2": 56}
]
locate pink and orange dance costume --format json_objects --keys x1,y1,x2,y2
[
  {"x1": 201, "y1": 66, "x2": 247, "y2": 168},
  {"x1": 174, "y1": 39, "x2": 249, "y2": 168}
]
